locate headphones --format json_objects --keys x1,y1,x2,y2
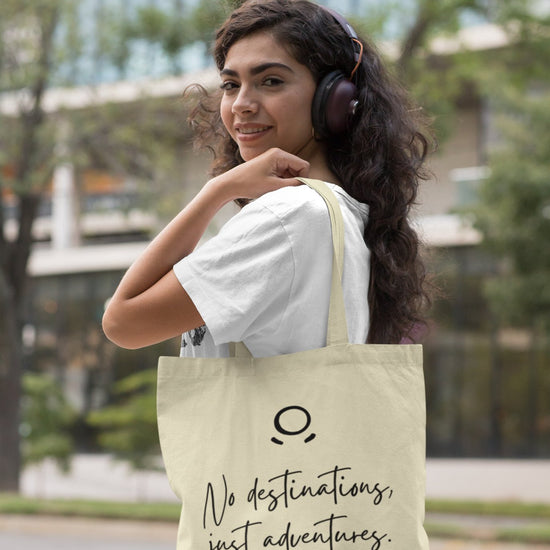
[{"x1": 311, "y1": 7, "x2": 363, "y2": 139}]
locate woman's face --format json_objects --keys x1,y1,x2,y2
[{"x1": 220, "y1": 32, "x2": 319, "y2": 162}]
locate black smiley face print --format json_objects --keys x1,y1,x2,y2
[{"x1": 271, "y1": 406, "x2": 316, "y2": 445}]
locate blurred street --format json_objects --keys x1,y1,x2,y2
[
  {"x1": 0, "y1": 455, "x2": 550, "y2": 550},
  {"x1": 0, "y1": 515, "x2": 176, "y2": 550},
  {"x1": 0, "y1": 455, "x2": 547, "y2": 549},
  {"x1": 1, "y1": 514, "x2": 550, "y2": 550}
]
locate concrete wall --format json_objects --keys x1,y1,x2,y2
[{"x1": 418, "y1": 104, "x2": 483, "y2": 216}]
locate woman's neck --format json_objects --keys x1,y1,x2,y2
[{"x1": 305, "y1": 147, "x2": 341, "y2": 186}]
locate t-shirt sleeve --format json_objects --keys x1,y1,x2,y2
[{"x1": 173, "y1": 201, "x2": 295, "y2": 346}]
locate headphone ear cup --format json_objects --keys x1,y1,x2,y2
[{"x1": 312, "y1": 71, "x2": 358, "y2": 139}]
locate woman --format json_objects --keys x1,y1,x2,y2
[{"x1": 103, "y1": 0, "x2": 432, "y2": 356}]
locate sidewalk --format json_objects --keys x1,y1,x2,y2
[
  {"x1": 1, "y1": 514, "x2": 550, "y2": 550},
  {"x1": 425, "y1": 458, "x2": 550, "y2": 504},
  {"x1": 11, "y1": 456, "x2": 550, "y2": 549},
  {"x1": 20, "y1": 455, "x2": 550, "y2": 504}
]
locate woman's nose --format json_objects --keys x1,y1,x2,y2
[{"x1": 232, "y1": 85, "x2": 258, "y2": 115}]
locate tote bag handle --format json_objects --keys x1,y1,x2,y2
[
  {"x1": 231, "y1": 179, "x2": 349, "y2": 358},
  {"x1": 297, "y1": 178, "x2": 349, "y2": 347}
]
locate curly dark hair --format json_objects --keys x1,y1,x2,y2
[{"x1": 187, "y1": 0, "x2": 434, "y2": 344}]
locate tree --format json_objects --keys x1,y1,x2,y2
[
  {"x1": 469, "y1": 88, "x2": 550, "y2": 454},
  {"x1": 456, "y1": 0, "x2": 550, "y2": 454},
  {"x1": 0, "y1": 0, "x2": 193, "y2": 492},
  {"x1": 383, "y1": 0, "x2": 542, "y2": 140},
  {"x1": 0, "y1": 0, "x2": 61, "y2": 492},
  {"x1": 473, "y1": 90, "x2": 550, "y2": 328}
]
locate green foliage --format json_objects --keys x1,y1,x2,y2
[
  {"x1": 67, "y1": 97, "x2": 190, "y2": 194},
  {"x1": 0, "y1": 494, "x2": 181, "y2": 521},
  {"x1": 0, "y1": 0, "x2": 61, "y2": 193},
  {"x1": 188, "y1": 0, "x2": 235, "y2": 44},
  {"x1": 123, "y1": 6, "x2": 190, "y2": 59},
  {"x1": 353, "y1": 0, "x2": 494, "y2": 140},
  {"x1": 0, "y1": 0, "x2": 60, "y2": 90},
  {"x1": 87, "y1": 369, "x2": 159, "y2": 470},
  {"x1": 470, "y1": 89, "x2": 550, "y2": 327},
  {"x1": 20, "y1": 373, "x2": 76, "y2": 472},
  {"x1": 119, "y1": 0, "x2": 239, "y2": 62}
]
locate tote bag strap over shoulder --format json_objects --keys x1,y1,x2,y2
[
  {"x1": 230, "y1": 178, "x2": 349, "y2": 358},
  {"x1": 298, "y1": 178, "x2": 349, "y2": 347}
]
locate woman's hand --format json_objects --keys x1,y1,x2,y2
[{"x1": 209, "y1": 147, "x2": 310, "y2": 202}]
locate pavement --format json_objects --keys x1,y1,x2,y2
[
  {"x1": 0, "y1": 515, "x2": 176, "y2": 550},
  {"x1": 425, "y1": 459, "x2": 550, "y2": 504},
  {"x1": 2, "y1": 455, "x2": 549, "y2": 550},
  {"x1": 1, "y1": 514, "x2": 549, "y2": 550}
]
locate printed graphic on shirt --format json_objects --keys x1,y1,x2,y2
[{"x1": 181, "y1": 326, "x2": 207, "y2": 348}]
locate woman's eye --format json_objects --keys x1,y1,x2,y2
[
  {"x1": 220, "y1": 81, "x2": 238, "y2": 92},
  {"x1": 263, "y1": 77, "x2": 283, "y2": 87}
]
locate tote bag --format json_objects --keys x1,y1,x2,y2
[{"x1": 157, "y1": 178, "x2": 429, "y2": 550}]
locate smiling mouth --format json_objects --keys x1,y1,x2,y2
[{"x1": 237, "y1": 126, "x2": 272, "y2": 135}]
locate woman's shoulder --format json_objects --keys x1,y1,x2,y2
[
  {"x1": 249, "y1": 182, "x2": 369, "y2": 228},
  {"x1": 231, "y1": 182, "x2": 368, "y2": 244},
  {"x1": 250, "y1": 183, "x2": 329, "y2": 223},
  {"x1": 222, "y1": 185, "x2": 330, "y2": 249},
  {"x1": 214, "y1": 184, "x2": 327, "y2": 247}
]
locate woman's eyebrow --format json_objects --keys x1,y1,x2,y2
[{"x1": 220, "y1": 62, "x2": 295, "y2": 77}]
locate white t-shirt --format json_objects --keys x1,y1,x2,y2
[{"x1": 173, "y1": 182, "x2": 370, "y2": 358}]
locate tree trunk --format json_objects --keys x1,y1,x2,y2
[
  {"x1": 0, "y1": 268, "x2": 23, "y2": 492},
  {"x1": 526, "y1": 325, "x2": 540, "y2": 456},
  {"x1": 488, "y1": 313, "x2": 502, "y2": 456},
  {"x1": 0, "y1": 3, "x2": 59, "y2": 492}
]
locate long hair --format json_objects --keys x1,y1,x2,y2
[{"x1": 188, "y1": 0, "x2": 434, "y2": 344}]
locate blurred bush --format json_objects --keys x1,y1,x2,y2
[
  {"x1": 20, "y1": 373, "x2": 77, "y2": 472},
  {"x1": 87, "y1": 369, "x2": 160, "y2": 470}
]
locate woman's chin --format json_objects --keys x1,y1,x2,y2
[{"x1": 239, "y1": 147, "x2": 268, "y2": 162}]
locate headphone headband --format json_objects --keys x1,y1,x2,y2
[{"x1": 322, "y1": 7, "x2": 362, "y2": 66}]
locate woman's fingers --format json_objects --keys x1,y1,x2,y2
[
  {"x1": 208, "y1": 148, "x2": 311, "y2": 202},
  {"x1": 239, "y1": 148, "x2": 310, "y2": 197},
  {"x1": 271, "y1": 149, "x2": 310, "y2": 179}
]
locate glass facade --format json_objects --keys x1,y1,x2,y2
[{"x1": 23, "y1": 269, "x2": 178, "y2": 449}]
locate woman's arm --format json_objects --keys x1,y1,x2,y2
[{"x1": 102, "y1": 148, "x2": 309, "y2": 349}]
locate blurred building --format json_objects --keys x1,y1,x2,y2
[{"x1": 1, "y1": 1, "x2": 548, "y2": 457}]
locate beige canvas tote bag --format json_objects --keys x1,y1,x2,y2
[{"x1": 157, "y1": 178, "x2": 429, "y2": 550}]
